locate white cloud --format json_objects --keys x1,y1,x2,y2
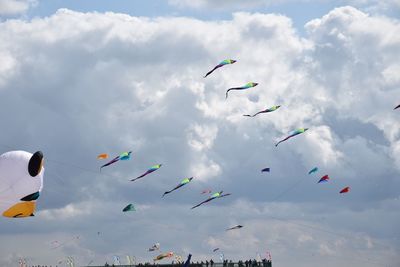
[{"x1": 0, "y1": 0, "x2": 36, "y2": 15}]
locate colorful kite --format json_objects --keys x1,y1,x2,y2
[
  {"x1": 123, "y1": 204, "x2": 136, "y2": 212},
  {"x1": 226, "y1": 82, "x2": 258, "y2": 99},
  {"x1": 149, "y1": 243, "x2": 160, "y2": 252},
  {"x1": 191, "y1": 191, "x2": 231, "y2": 209},
  {"x1": 226, "y1": 225, "x2": 243, "y2": 231},
  {"x1": 131, "y1": 164, "x2": 162, "y2": 182},
  {"x1": 154, "y1": 252, "x2": 174, "y2": 262},
  {"x1": 100, "y1": 151, "x2": 132, "y2": 170},
  {"x1": 213, "y1": 248, "x2": 220, "y2": 252},
  {"x1": 394, "y1": 104, "x2": 400, "y2": 110},
  {"x1": 261, "y1": 168, "x2": 270, "y2": 172},
  {"x1": 308, "y1": 167, "x2": 318, "y2": 175},
  {"x1": 318, "y1": 175, "x2": 329, "y2": 183},
  {"x1": 0, "y1": 150, "x2": 44, "y2": 218},
  {"x1": 275, "y1": 128, "x2": 308, "y2": 147},
  {"x1": 243, "y1": 105, "x2": 280, "y2": 117},
  {"x1": 340, "y1": 187, "x2": 350, "y2": 194},
  {"x1": 162, "y1": 177, "x2": 193, "y2": 197},
  {"x1": 97, "y1": 154, "x2": 108, "y2": 160},
  {"x1": 204, "y1": 59, "x2": 236, "y2": 78}
]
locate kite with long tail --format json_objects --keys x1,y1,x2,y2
[
  {"x1": 204, "y1": 59, "x2": 236, "y2": 78},
  {"x1": 275, "y1": 128, "x2": 308, "y2": 147},
  {"x1": 191, "y1": 191, "x2": 231, "y2": 209},
  {"x1": 162, "y1": 177, "x2": 193, "y2": 197},
  {"x1": 100, "y1": 151, "x2": 131, "y2": 170},
  {"x1": 226, "y1": 225, "x2": 243, "y2": 231},
  {"x1": 243, "y1": 105, "x2": 280, "y2": 117},
  {"x1": 131, "y1": 164, "x2": 162, "y2": 182},
  {"x1": 226, "y1": 82, "x2": 258, "y2": 99}
]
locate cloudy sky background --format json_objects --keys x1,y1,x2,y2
[{"x1": 0, "y1": 0, "x2": 399, "y2": 266}]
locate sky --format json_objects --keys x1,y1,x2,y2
[{"x1": 0, "y1": 0, "x2": 399, "y2": 266}]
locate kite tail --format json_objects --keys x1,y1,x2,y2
[
  {"x1": 225, "y1": 90, "x2": 230, "y2": 99},
  {"x1": 243, "y1": 114, "x2": 252, "y2": 117}
]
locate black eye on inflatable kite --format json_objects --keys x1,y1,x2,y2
[{"x1": 28, "y1": 151, "x2": 43, "y2": 177}]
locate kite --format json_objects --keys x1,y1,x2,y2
[
  {"x1": 183, "y1": 254, "x2": 192, "y2": 267},
  {"x1": 201, "y1": 189, "x2": 212, "y2": 194},
  {"x1": 243, "y1": 105, "x2": 280, "y2": 117},
  {"x1": 308, "y1": 167, "x2": 318, "y2": 175},
  {"x1": 154, "y1": 252, "x2": 174, "y2": 262},
  {"x1": 123, "y1": 204, "x2": 136, "y2": 212},
  {"x1": 100, "y1": 151, "x2": 132, "y2": 170},
  {"x1": 97, "y1": 154, "x2": 108, "y2": 160},
  {"x1": 213, "y1": 248, "x2": 220, "y2": 252},
  {"x1": 226, "y1": 82, "x2": 258, "y2": 99},
  {"x1": 131, "y1": 164, "x2": 162, "y2": 182},
  {"x1": 149, "y1": 243, "x2": 160, "y2": 252},
  {"x1": 394, "y1": 104, "x2": 400, "y2": 110},
  {"x1": 318, "y1": 175, "x2": 329, "y2": 183},
  {"x1": 162, "y1": 177, "x2": 193, "y2": 197},
  {"x1": 261, "y1": 168, "x2": 270, "y2": 173},
  {"x1": 204, "y1": 59, "x2": 236, "y2": 78},
  {"x1": 191, "y1": 191, "x2": 231, "y2": 209},
  {"x1": 0, "y1": 151, "x2": 44, "y2": 218},
  {"x1": 275, "y1": 128, "x2": 308, "y2": 147},
  {"x1": 340, "y1": 187, "x2": 350, "y2": 194},
  {"x1": 226, "y1": 225, "x2": 243, "y2": 231}
]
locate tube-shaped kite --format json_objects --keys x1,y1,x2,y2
[
  {"x1": 100, "y1": 151, "x2": 132, "y2": 170},
  {"x1": 191, "y1": 191, "x2": 231, "y2": 209},
  {"x1": 275, "y1": 128, "x2": 308, "y2": 147},
  {"x1": 204, "y1": 59, "x2": 236, "y2": 78},
  {"x1": 226, "y1": 225, "x2": 243, "y2": 231},
  {"x1": 226, "y1": 82, "x2": 258, "y2": 99},
  {"x1": 162, "y1": 177, "x2": 193, "y2": 197},
  {"x1": 243, "y1": 105, "x2": 280, "y2": 117},
  {"x1": 318, "y1": 175, "x2": 329, "y2": 183},
  {"x1": 154, "y1": 252, "x2": 174, "y2": 262},
  {"x1": 340, "y1": 186, "x2": 350, "y2": 194},
  {"x1": 308, "y1": 167, "x2": 318, "y2": 175},
  {"x1": 131, "y1": 164, "x2": 162, "y2": 182}
]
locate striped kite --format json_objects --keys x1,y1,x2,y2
[
  {"x1": 191, "y1": 191, "x2": 231, "y2": 209},
  {"x1": 275, "y1": 128, "x2": 308, "y2": 147},
  {"x1": 204, "y1": 59, "x2": 236, "y2": 78},
  {"x1": 162, "y1": 177, "x2": 193, "y2": 197},
  {"x1": 226, "y1": 82, "x2": 258, "y2": 99},
  {"x1": 100, "y1": 151, "x2": 132, "y2": 170},
  {"x1": 243, "y1": 105, "x2": 280, "y2": 117},
  {"x1": 131, "y1": 164, "x2": 162, "y2": 182}
]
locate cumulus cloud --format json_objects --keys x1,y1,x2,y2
[{"x1": 0, "y1": 6, "x2": 399, "y2": 267}]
